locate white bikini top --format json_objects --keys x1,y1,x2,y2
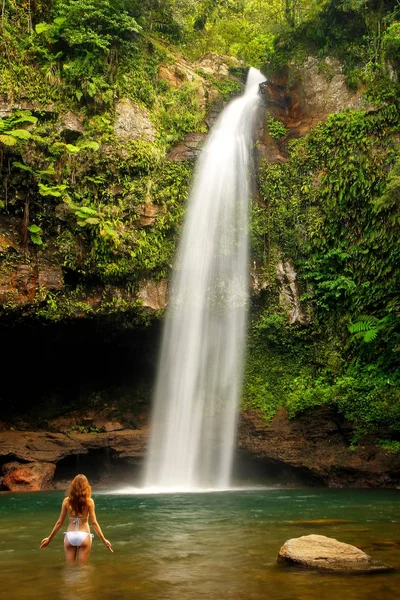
[{"x1": 69, "y1": 515, "x2": 89, "y2": 531}]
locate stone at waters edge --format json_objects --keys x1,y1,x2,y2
[{"x1": 277, "y1": 534, "x2": 395, "y2": 574}]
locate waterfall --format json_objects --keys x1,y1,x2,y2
[{"x1": 144, "y1": 68, "x2": 265, "y2": 491}]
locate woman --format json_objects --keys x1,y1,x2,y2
[{"x1": 40, "y1": 474, "x2": 113, "y2": 563}]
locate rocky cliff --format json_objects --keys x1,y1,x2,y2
[
  {"x1": 1, "y1": 48, "x2": 399, "y2": 491},
  {"x1": 2, "y1": 405, "x2": 400, "y2": 491}
]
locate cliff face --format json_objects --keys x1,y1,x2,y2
[
  {"x1": 1, "y1": 50, "x2": 399, "y2": 491},
  {"x1": 2, "y1": 406, "x2": 400, "y2": 491},
  {"x1": 0, "y1": 51, "x2": 240, "y2": 322}
]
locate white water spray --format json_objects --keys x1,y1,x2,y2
[{"x1": 144, "y1": 68, "x2": 265, "y2": 491}]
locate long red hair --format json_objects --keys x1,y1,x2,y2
[{"x1": 67, "y1": 474, "x2": 91, "y2": 516}]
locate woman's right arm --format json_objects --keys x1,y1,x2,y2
[{"x1": 89, "y1": 498, "x2": 113, "y2": 552}]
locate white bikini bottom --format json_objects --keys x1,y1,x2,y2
[{"x1": 64, "y1": 531, "x2": 94, "y2": 547}]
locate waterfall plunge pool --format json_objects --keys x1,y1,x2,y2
[{"x1": 1, "y1": 488, "x2": 399, "y2": 600}]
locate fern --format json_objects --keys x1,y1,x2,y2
[{"x1": 349, "y1": 315, "x2": 389, "y2": 343}]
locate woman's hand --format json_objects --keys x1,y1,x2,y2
[
  {"x1": 40, "y1": 537, "x2": 51, "y2": 549},
  {"x1": 104, "y1": 539, "x2": 113, "y2": 553}
]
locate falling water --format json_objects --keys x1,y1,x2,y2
[{"x1": 144, "y1": 68, "x2": 265, "y2": 491}]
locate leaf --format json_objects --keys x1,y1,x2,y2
[
  {"x1": 12, "y1": 115, "x2": 37, "y2": 125},
  {"x1": 84, "y1": 217, "x2": 100, "y2": 225},
  {"x1": 65, "y1": 144, "x2": 81, "y2": 154},
  {"x1": 13, "y1": 162, "x2": 35, "y2": 173},
  {"x1": 30, "y1": 232, "x2": 43, "y2": 245},
  {"x1": 28, "y1": 224, "x2": 41, "y2": 233},
  {"x1": 35, "y1": 22, "x2": 50, "y2": 34},
  {"x1": 78, "y1": 141, "x2": 99, "y2": 152},
  {"x1": 74, "y1": 206, "x2": 98, "y2": 216},
  {"x1": 38, "y1": 183, "x2": 67, "y2": 197},
  {"x1": 363, "y1": 329, "x2": 378, "y2": 343},
  {"x1": 0, "y1": 134, "x2": 17, "y2": 146},
  {"x1": 8, "y1": 129, "x2": 31, "y2": 140}
]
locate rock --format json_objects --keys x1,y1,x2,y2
[
  {"x1": 59, "y1": 112, "x2": 84, "y2": 142},
  {"x1": 138, "y1": 202, "x2": 159, "y2": 227},
  {"x1": 166, "y1": 132, "x2": 206, "y2": 161},
  {"x1": 0, "y1": 233, "x2": 19, "y2": 253},
  {"x1": 277, "y1": 534, "x2": 394, "y2": 573},
  {"x1": 159, "y1": 65, "x2": 185, "y2": 88},
  {"x1": 114, "y1": 99, "x2": 156, "y2": 142},
  {"x1": 250, "y1": 259, "x2": 269, "y2": 294},
  {"x1": 292, "y1": 519, "x2": 354, "y2": 526},
  {"x1": 372, "y1": 541, "x2": 398, "y2": 548},
  {"x1": 276, "y1": 260, "x2": 309, "y2": 325},
  {"x1": 2, "y1": 461, "x2": 56, "y2": 491},
  {"x1": 197, "y1": 53, "x2": 230, "y2": 77},
  {"x1": 104, "y1": 422, "x2": 124, "y2": 433},
  {"x1": 138, "y1": 279, "x2": 168, "y2": 310},
  {"x1": 298, "y1": 57, "x2": 366, "y2": 119},
  {"x1": 0, "y1": 432, "x2": 85, "y2": 463},
  {"x1": 37, "y1": 265, "x2": 64, "y2": 292},
  {"x1": 0, "y1": 263, "x2": 63, "y2": 306},
  {"x1": 0, "y1": 100, "x2": 55, "y2": 119},
  {"x1": 261, "y1": 56, "x2": 373, "y2": 144},
  {"x1": 238, "y1": 406, "x2": 400, "y2": 487}
]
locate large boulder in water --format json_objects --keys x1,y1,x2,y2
[{"x1": 277, "y1": 534, "x2": 394, "y2": 573}]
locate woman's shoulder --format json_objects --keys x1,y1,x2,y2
[{"x1": 62, "y1": 496, "x2": 69, "y2": 505}]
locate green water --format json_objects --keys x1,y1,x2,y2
[{"x1": 1, "y1": 488, "x2": 399, "y2": 600}]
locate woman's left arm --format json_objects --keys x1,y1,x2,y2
[{"x1": 40, "y1": 498, "x2": 68, "y2": 549}]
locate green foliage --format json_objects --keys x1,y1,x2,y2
[
  {"x1": 377, "y1": 439, "x2": 400, "y2": 454},
  {"x1": 0, "y1": 111, "x2": 37, "y2": 147},
  {"x1": 249, "y1": 101, "x2": 400, "y2": 434},
  {"x1": 69, "y1": 423, "x2": 102, "y2": 434},
  {"x1": 266, "y1": 115, "x2": 288, "y2": 139},
  {"x1": 156, "y1": 81, "x2": 206, "y2": 147},
  {"x1": 28, "y1": 224, "x2": 44, "y2": 245},
  {"x1": 382, "y1": 22, "x2": 400, "y2": 69},
  {"x1": 198, "y1": 71, "x2": 243, "y2": 100},
  {"x1": 348, "y1": 315, "x2": 389, "y2": 343}
]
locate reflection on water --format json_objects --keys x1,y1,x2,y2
[
  {"x1": 61, "y1": 565, "x2": 96, "y2": 600},
  {"x1": 0, "y1": 488, "x2": 399, "y2": 600}
]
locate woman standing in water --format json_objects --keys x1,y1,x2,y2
[{"x1": 40, "y1": 474, "x2": 113, "y2": 563}]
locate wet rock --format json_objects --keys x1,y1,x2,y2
[
  {"x1": 2, "y1": 461, "x2": 56, "y2": 491},
  {"x1": 291, "y1": 519, "x2": 354, "y2": 527},
  {"x1": 166, "y1": 132, "x2": 206, "y2": 161},
  {"x1": 276, "y1": 260, "x2": 309, "y2": 325},
  {"x1": 277, "y1": 534, "x2": 394, "y2": 573},
  {"x1": 238, "y1": 406, "x2": 400, "y2": 487},
  {"x1": 250, "y1": 260, "x2": 269, "y2": 294},
  {"x1": 138, "y1": 279, "x2": 168, "y2": 310},
  {"x1": 372, "y1": 541, "x2": 398, "y2": 548},
  {"x1": 205, "y1": 90, "x2": 224, "y2": 129},
  {"x1": 114, "y1": 99, "x2": 156, "y2": 142}
]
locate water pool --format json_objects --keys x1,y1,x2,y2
[{"x1": 1, "y1": 488, "x2": 399, "y2": 600}]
